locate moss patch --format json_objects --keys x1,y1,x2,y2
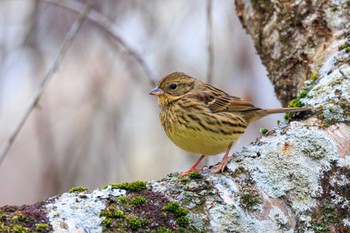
[
  {"x1": 130, "y1": 196, "x2": 146, "y2": 206},
  {"x1": 260, "y1": 128, "x2": 268, "y2": 135},
  {"x1": 181, "y1": 177, "x2": 189, "y2": 183},
  {"x1": 338, "y1": 41, "x2": 350, "y2": 52},
  {"x1": 102, "y1": 181, "x2": 147, "y2": 191},
  {"x1": 128, "y1": 217, "x2": 148, "y2": 230},
  {"x1": 99, "y1": 205, "x2": 125, "y2": 219},
  {"x1": 68, "y1": 186, "x2": 88, "y2": 193},
  {"x1": 240, "y1": 191, "x2": 261, "y2": 211},
  {"x1": 162, "y1": 202, "x2": 189, "y2": 218},
  {"x1": 35, "y1": 223, "x2": 49, "y2": 232},
  {"x1": 309, "y1": 71, "x2": 319, "y2": 82},
  {"x1": 284, "y1": 89, "x2": 311, "y2": 122},
  {"x1": 118, "y1": 196, "x2": 128, "y2": 205},
  {"x1": 188, "y1": 172, "x2": 203, "y2": 179},
  {"x1": 99, "y1": 189, "x2": 197, "y2": 232},
  {"x1": 0, "y1": 202, "x2": 52, "y2": 232}
]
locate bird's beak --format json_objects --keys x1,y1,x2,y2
[{"x1": 148, "y1": 86, "x2": 164, "y2": 96}]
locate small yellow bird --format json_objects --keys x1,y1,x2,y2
[{"x1": 149, "y1": 72, "x2": 310, "y2": 175}]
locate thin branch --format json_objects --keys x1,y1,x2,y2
[
  {"x1": 206, "y1": 0, "x2": 214, "y2": 84},
  {"x1": 44, "y1": 0, "x2": 157, "y2": 87},
  {"x1": 0, "y1": 0, "x2": 96, "y2": 165}
]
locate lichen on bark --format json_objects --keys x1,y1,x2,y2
[{"x1": 235, "y1": 0, "x2": 349, "y2": 106}]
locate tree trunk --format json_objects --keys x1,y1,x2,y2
[{"x1": 1, "y1": 1, "x2": 350, "y2": 232}]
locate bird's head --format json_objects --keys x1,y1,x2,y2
[{"x1": 149, "y1": 72, "x2": 201, "y2": 106}]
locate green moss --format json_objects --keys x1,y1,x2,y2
[
  {"x1": 240, "y1": 192, "x2": 261, "y2": 211},
  {"x1": 100, "y1": 208, "x2": 126, "y2": 229},
  {"x1": 0, "y1": 224, "x2": 10, "y2": 232},
  {"x1": 288, "y1": 98, "x2": 303, "y2": 108},
  {"x1": 99, "y1": 209, "x2": 109, "y2": 217},
  {"x1": 284, "y1": 89, "x2": 310, "y2": 121},
  {"x1": 118, "y1": 196, "x2": 128, "y2": 205},
  {"x1": 331, "y1": 4, "x2": 338, "y2": 11},
  {"x1": 99, "y1": 189, "x2": 197, "y2": 232},
  {"x1": 338, "y1": 41, "x2": 350, "y2": 51},
  {"x1": 12, "y1": 213, "x2": 28, "y2": 223},
  {"x1": 288, "y1": 90, "x2": 309, "y2": 108},
  {"x1": 163, "y1": 202, "x2": 180, "y2": 212},
  {"x1": 260, "y1": 128, "x2": 268, "y2": 135},
  {"x1": 35, "y1": 223, "x2": 49, "y2": 232},
  {"x1": 188, "y1": 172, "x2": 203, "y2": 179},
  {"x1": 140, "y1": 219, "x2": 148, "y2": 227},
  {"x1": 177, "y1": 216, "x2": 190, "y2": 227},
  {"x1": 162, "y1": 202, "x2": 191, "y2": 228},
  {"x1": 0, "y1": 203, "x2": 50, "y2": 233},
  {"x1": 128, "y1": 217, "x2": 148, "y2": 229},
  {"x1": 101, "y1": 217, "x2": 113, "y2": 228},
  {"x1": 99, "y1": 205, "x2": 125, "y2": 219},
  {"x1": 103, "y1": 181, "x2": 147, "y2": 191},
  {"x1": 153, "y1": 227, "x2": 172, "y2": 233},
  {"x1": 128, "y1": 217, "x2": 140, "y2": 229},
  {"x1": 113, "y1": 210, "x2": 126, "y2": 219},
  {"x1": 130, "y1": 196, "x2": 146, "y2": 206},
  {"x1": 298, "y1": 90, "x2": 309, "y2": 98},
  {"x1": 313, "y1": 86, "x2": 322, "y2": 92},
  {"x1": 309, "y1": 71, "x2": 319, "y2": 82},
  {"x1": 12, "y1": 224, "x2": 28, "y2": 233},
  {"x1": 127, "y1": 181, "x2": 147, "y2": 191},
  {"x1": 68, "y1": 186, "x2": 88, "y2": 193},
  {"x1": 0, "y1": 214, "x2": 7, "y2": 221},
  {"x1": 285, "y1": 112, "x2": 297, "y2": 122},
  {"x1": 181, "y1": 177, "x2": 189, "y2": 183},
  {"x1": 100, "y1": 206, "x2": 115, "y2": 217},
  {"x1": 163, "y1": 202, "x2": 189, "y2": 218}
]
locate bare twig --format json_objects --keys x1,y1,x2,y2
[
  {"x1": 206, "y1": 0, "x2": 214, "y2": 84},
  {"x1": 0, "y1": 0, "x2": 95, "y2": 165},
  {"x1": 44, "y1": 0, "x2": 157, "y2": 87}
]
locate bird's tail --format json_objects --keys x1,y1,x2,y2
[
  {"x1": 257, "y1": 107, "x2": 311, "y2": 116},
  {"x1": 248, "y1": 107, "x2": 311, "y2": 123}
]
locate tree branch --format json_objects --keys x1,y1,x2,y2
[
  {"x1": 0, "y1": 0, "x2": 95, "y2": 165},
  {"x1": 206, "y1": 0, "x2": 214, "y2": 84},
  {"x1": 43, "y1": 0, "x2": 157, "y2": 87}
]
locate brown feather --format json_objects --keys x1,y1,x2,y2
[{"x1": 198, "y1": 85, "x2": 261, "y2": 113}]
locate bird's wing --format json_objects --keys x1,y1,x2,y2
[{"x1": 195, "y1": 89, "x2": 260, "y2": 113}]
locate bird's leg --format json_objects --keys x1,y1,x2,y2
[
  {"x1": 180, "y1": 155, "x2": 206, "y2": 176},
  {"x1": 211, "y1": 142, "x2": 234, "y2": 174}
]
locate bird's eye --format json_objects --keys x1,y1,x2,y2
[{"x1": 170, "y1": 84, "x2": 177, "y2": 90}]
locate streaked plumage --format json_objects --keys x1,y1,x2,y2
[{"x1": 149, "y1": 72, "x2": 310, "y2": 175}]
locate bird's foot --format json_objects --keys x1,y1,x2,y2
[{"x1": 210, "y1": 155, "x2": 234, "y2": 174}]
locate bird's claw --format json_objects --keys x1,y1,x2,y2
[{"x1": 210, "y1": 155, "x2": 234, "y2": 174}]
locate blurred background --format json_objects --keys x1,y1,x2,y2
[{"x1": 0, "y1": 0, "x2": 283, "y2": 205}]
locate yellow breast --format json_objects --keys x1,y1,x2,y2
[{"x1": 160, "y1": 104, "x2": 246, "y2": 155}]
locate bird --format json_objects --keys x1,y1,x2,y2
[{"x1": 149, "y1": 72, "x2": 310, "y2": 175}]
